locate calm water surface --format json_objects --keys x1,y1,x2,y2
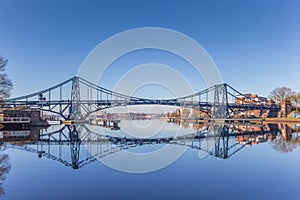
[{"x1": 0, "y1": 120, "x2": 299, "y2": 200}]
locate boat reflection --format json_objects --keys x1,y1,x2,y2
[{"x1": 0, "y1": 122, "x2": 300, "y2": 170}]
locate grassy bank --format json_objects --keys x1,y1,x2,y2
[{"x1": 264, "y1": 118, "x2": 300, "y2": 123}]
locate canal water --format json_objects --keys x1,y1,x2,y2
[{"x1": 0, "y1": 120, "x2": 299, "y2": 199}]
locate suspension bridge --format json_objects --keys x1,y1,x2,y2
[{"x1": 2, "y1": 76, "x2": 279, "y2": 120}]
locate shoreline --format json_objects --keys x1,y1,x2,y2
[{"x1": 164, "y1": 117, "x2": 300, "y2": 124}]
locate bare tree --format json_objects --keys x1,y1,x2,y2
[
  {"x1": 290, "y1": 93, "x2": 300, "y2": 108},
  {"x1": 0, "y1": 56, "x2": 13, "y2": 98},
  {"x1": 268, "y1": 87, "x2": 294, "y2": 104}
]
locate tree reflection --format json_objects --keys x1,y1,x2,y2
[
  {"x1": 0, "y1": 144, "x2": 11, "y2": 196},
  {"x1": 269, "y1": 134, "x2": 300, "y2": 153},
  {"x1": 270, "y1": 139, "x2": 297, "y2": 153},
  {"x1": 269, "y1": 124, "x2": 300, "y2": 153}
]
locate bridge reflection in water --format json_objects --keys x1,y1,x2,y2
[{"x1": 1, "y1": 122, "x2": 300, "y2": 170}]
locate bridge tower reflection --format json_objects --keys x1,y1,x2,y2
[{"x1": 68, "y1": 125, "x2": 81, "y2": 169}]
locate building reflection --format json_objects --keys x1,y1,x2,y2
[
  {"x1": 0, "y1": 122, "x2": 300, "y2": 171},
  {"x1": 269, "y1": 123, "x2": 300, "y2": 153}
]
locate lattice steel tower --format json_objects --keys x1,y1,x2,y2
[
  {"x1": 69, "y1": 76, "x2": 83, "y2": 120},
  {"x1": 212, "y1": 84, "x2": 229, "y2": 118}
]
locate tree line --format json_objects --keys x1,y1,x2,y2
[
  {"x1": 269, "y1": 87, "x2": 300, "y2": 107},
  {"x1": 0, "y1": 56, "x2": 13, "y2": 98}
]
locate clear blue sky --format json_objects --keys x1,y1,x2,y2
[{"x1": 0, "y1": 0, "x2": 299, "y2": 98}]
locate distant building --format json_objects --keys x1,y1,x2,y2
[
  {"x1": 1, "y1": 109, "x2": 48, "y2": 127},
  {"x1": 176, "y1": 109, "x2": 181, "y2": 117},
  {"x1": 3, "y1": 109, "x2": 40, "y2": 122},
  {"x1": 279, "y1": 100, "x2": 292, "y2": 117},
  {"x1": 292, "y1": 112, "x2": 300, "y2": 118},
  {"x1": 235, "y1": 94, "x2": 275, "y2": 118},
  {"x1": 236, "y1": 93, "x2": 269, "y2": 106}
]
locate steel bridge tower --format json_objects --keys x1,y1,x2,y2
[
  {"x1": 68, "y1": 77, "x2": 83, "y2": 120},
  {"x1": 212, "y1": 84, "x2": 229, "y2": 118}
]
